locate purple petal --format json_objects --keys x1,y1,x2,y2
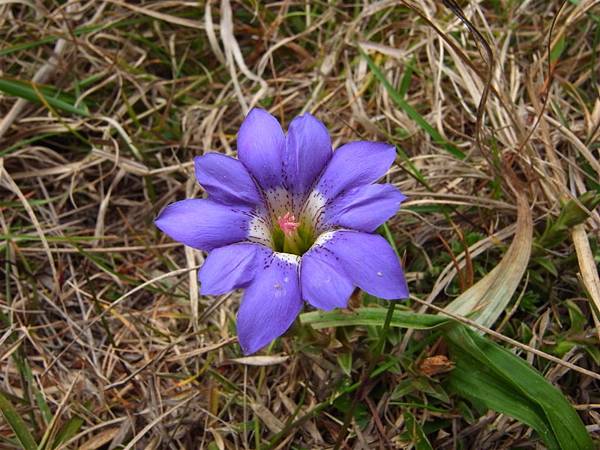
[
  {"x1": 315, "y1": 141, "x2": 396, "y2": 200},
  {"x1": 324, "y1": 184, "x2": 406, "y2": 232},
  {"x1": 155, "y1": 199, "x2": 250, "y2": 251},
  {"x1": 300, "y1": 247, "x2": 353, "y2": 310},
  {"x1": 199, "y1": 243, "x2": 270, "y2": 295},
  {"x1": 237, "y1": 253, "x2": 302, "y2": 354},
  {"x1": 194, "y1": 153, "x2": 262, "y2": 207},
  {"x1": 283, "y1": 113, "x2": 332, "y2": 195},
  {"x1": 237, "y1": 108, "x2": 285, "y2": 191},
  {"x1": 317, "y1": 230, "x2": 408, "y2": 300}
]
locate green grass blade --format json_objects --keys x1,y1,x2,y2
[
  {"x1": 0, "y1": 36, "x2": 57, "y2": 57},
  {"x1": 51, "y1": 416, "x2": 84, "y2": 449},
  {"x1": 404, "y1": 411, "x2": 434, "y2": 450},
  {"x1": 0, "y1": 19, "x2": 147, "y2": 57},
  {"x1": 0, "y1": 391, "x2": 37, "y2": 450},
  {"x1": 19, "y1": 357, "x2": 52, "y2": 425},
  {"x1": 550, "y1": 35, "x2": 567, "y2": 63},
  {"x1": 0, "y1": 78, "x2": 89, "y2": 116},
  {"x1": 361, "y1": 50, "x2": 466, "y2": 160},
  {"x1": 299, "y1": 307, "x2": 448, "y2": 330},
  {"x1": 446, "y1": 325, "x2": 593, "y2": 450},
  {"x1": 395, "y1": 145, "x2": 432, "y2": 189},
  {"x1": 398, "y1": 56, "x2": 415, "y2": 98}
]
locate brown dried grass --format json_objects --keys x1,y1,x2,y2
[{"x1": 0, "y1": 1, "x2": 599, "y2": 448}]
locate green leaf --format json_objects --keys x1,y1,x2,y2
[
  {"x1": 536, "y1": 191, "x2": 600, "y2": 251},
  {"x1": 336, "y1": 352, "x2": 353, "y2": 377},
  {"x1": 584, "y1": 345, "x2": 600, "y2": 365},
  {"x1": 361, "y1": 49, "x2": 466, "y2": 160},
  {"x1": 17, "y1": 355, "x2": 53, "y2": 425},
  {"x1": 0, "y1": 391, "x2": 37, "y2": 450},
  {"x1": 299, "y1": 307, "x2": 448, "y2": 330},
  {"x1": 398, "y1": 56, "x2": 415, "y2": 98},
  {"x1": 566, "y1": 300, "x2": 586, "y2": 333},
  {"x1": 404, "y1": 411, "x2": 434, "y2": 450},
  {"x1": 550, "y1": 36, "x2": 567, "y2": 63},
  {"x1": 533, "y1": 256, "x2": 558, "y2": 276},
  {"x1": 445, "y1": 325, "x2": 593, "y2": 450},
  {"x1": 0, "y1": 78, "x2": 89, "y2": 116},
  {"x1": 52, "y1": 416, "x2": 84, "y2": 449},
  {"x1": 333, "y1": 395, "x2": 370, "y2": 429},
  {"x1": 411, "y1": 378, "x2": 450, "y2": 404}
]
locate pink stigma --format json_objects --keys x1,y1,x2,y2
[{"x1": 277, "y1": 212, "x2": 300, "y2": 236}]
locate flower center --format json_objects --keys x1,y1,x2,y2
[
  {"x1": 272, "y1": 210, "x2": 315, "y2": 255},
  {"x1": 277, "y1": 212, "x2": 300, "y2": 236}
]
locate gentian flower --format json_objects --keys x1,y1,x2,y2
[{"x1": 155, "y1": 109, "x2": 408, "y2": 354}]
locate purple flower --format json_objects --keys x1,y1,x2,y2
[{"x1": 155, "y1": 109, "x2": 409, "y2": 354}]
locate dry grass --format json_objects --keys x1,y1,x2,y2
[{"x1": 1, "y1": 1, "x2": 599, "y2": 448}]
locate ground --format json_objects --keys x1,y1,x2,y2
[{"x1": 0, "y1": 1, "x2": 599, "y2": 449}]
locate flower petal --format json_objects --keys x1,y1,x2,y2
[
  {"x1": 237, "y1": 253, "x2": 302, "y2": 354},
  {"x1": 316, "y1": 230, "x2": 408, "y2": 299},
  {"x1": 315, "y1": 141, "x2": 396, "y2": 200},
  {"x1": 324, "y1": 184, "x2": 406, "y2": 232},
  {"x1": 194, "y1": 153, "x2": 262, "y2": 207},
  {"x1": 283, "y1": 113, "x2": 332, "y2": 195},
  {"x1": 301, "y1": 247, "x2": 353, "y2": 310},
  {"x1": 155, "y1": 199, "x2": 250, "y2": 251},
  {"x1": 237, "y1": 108, "x2": 285, "y2": 191},
  {"x1": 199, "y1": 243, "x2": 270, "y2": 295}
]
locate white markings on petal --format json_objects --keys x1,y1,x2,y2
[
  {"x1": 301, "y1": 189, "x2": 327, "y2": 231},
  {"x1": 312, "y1": 230, "x2": 337, "y2": 248},
  {"x1": 247, "y1": 185, "x2": 341, "y2": 255},
  {"x1": 264, "y1": 186, "x2": 297, "y2": 218},
  {"x1": 247, "y1": 214, "x2": 273, "y2": 247},
  {"x1": 274, "y1": 252, "x2": 301, "y2": 265}
]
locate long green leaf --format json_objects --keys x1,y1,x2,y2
[
  {"x1": 0, "y1": 391, "x2": 37, "y2": 450},
  {"x1": 446, "y1": 326, "x2": 593, "y2": 450},
  {"x1": 447, "y1": 338, "x2": 556, "y2": 447},
  {"x1": 300, "y1": 307, "x2": 448, "y2": 330},
  {"x1": 361, "y1": 50, "x2": 466, "y2": 160},
  {"x1": 301, "y1": 307, "x2": 591, "y2": 448},
  {"x1": 0, "y1": 78, "x2": 89, "y2": 116}
]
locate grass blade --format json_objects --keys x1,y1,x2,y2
[
  {"x1": 0, "y1": 78, "x2": 89, "y2": 116},
  {"x1": 0, "y1": 391, "x2": 37, "y2": 450},
  {"x1": 52, "y1": 416, "x2": 84, "y2": 449},
  {"x1": 404, "y1": 411, "x2": 434, "y2": 450},
  {"x1": 300, "y1": 307, "x2": 448, "y2": 330},
  {"x1": 361, "y1": 49, "x2": 466, "y2": 160},
  {"x1": 0, "y1": 19, "x2": 148, "y2": 57},
  {"x1": 446, "y1": 325, "x2": 593, "y2": 450}
]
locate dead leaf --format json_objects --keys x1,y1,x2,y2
[
  {"x1": 228, "y1": 355, "x2": 289, "y2": 366},
  {"x1": 443, "y1": 192, "x2": 533, "y2": 329},
  {"x1": 419, "y1": 355, "x2": 455, "y2": 376}
]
